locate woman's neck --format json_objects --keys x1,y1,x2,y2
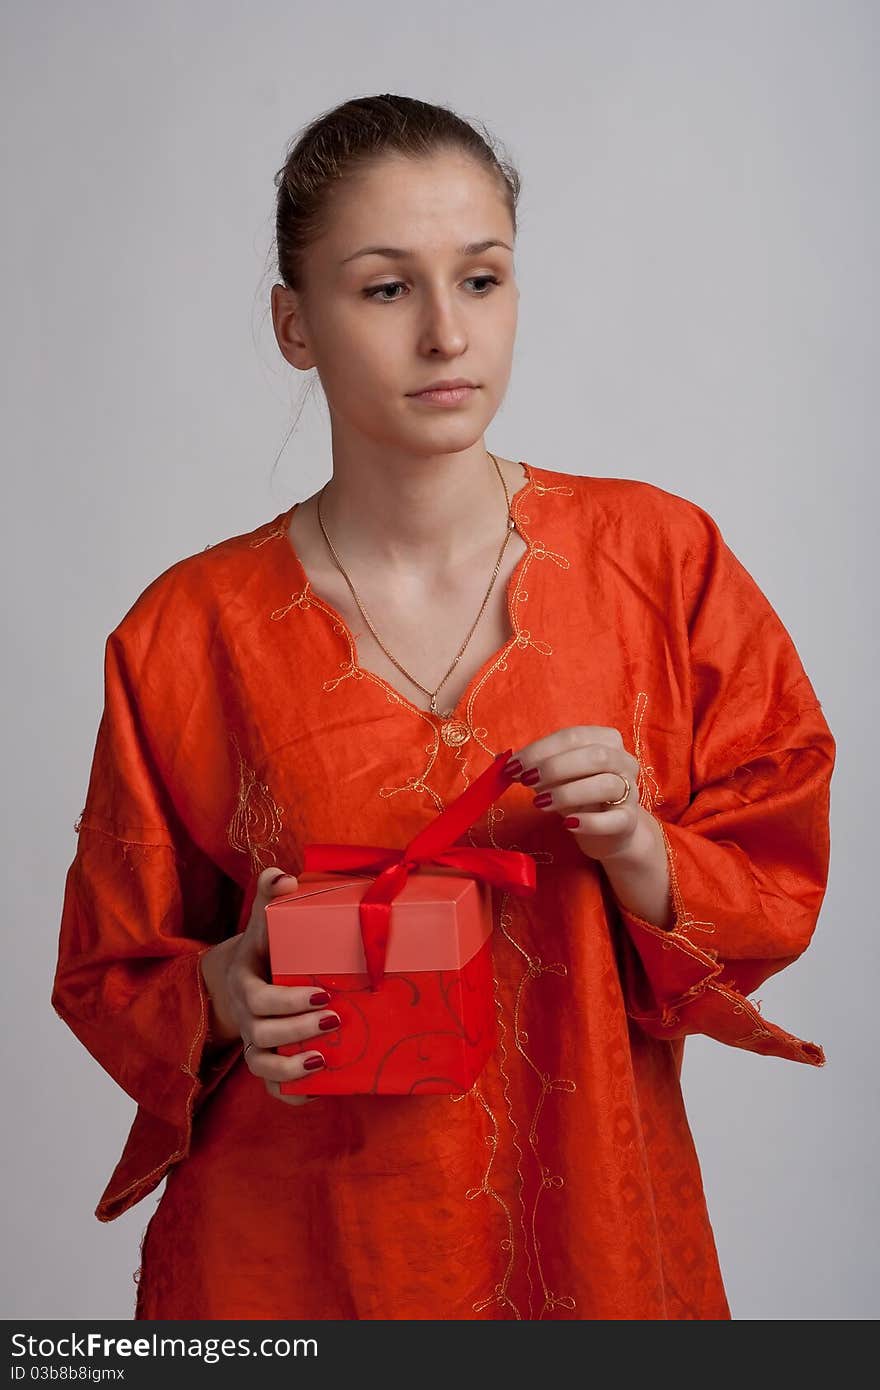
[{"x1": 309, "y1": 447, "x2": 526, "y2": 578}]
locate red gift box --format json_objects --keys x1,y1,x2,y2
[{"x1": 265, "y1": 749, "x2": 536, "y2": 1095}]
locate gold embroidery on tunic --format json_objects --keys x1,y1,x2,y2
[
  {"x1": 460, "y1": 475, "x2": 577, "y2": 1317},
  {"x1": 631, "y1": 691, "x2": 716, "y2": 941},
  {"x1": 226, "y1": 732, "x2": 285, "y2": 876},
  {"x1": 270, "y1": 583, "x2": 313, "y2": 621},
  {"x1": 461, "y1": 513, "x2": 571, "y2": 764},
  {"x1": 248, "y1": 518, "x2": 289, "y2": 548},
  {"x1": 632, "y1": 690, "x2": 665, "y2": 812},
  {"x1": 272, "y1": 584, "x2": 450, "y2": 807},
  {"x1": 440, "y1": 718, "x2": 471, "y2": 747},
  {"x1": 101, "y1": 951, "x2": 213, "y2": 1221},
  {"x1": 454, "y1": 1079, "x2": 523, "y2": 1320},
  {"x1": 498, "y1": 893, "x2": 577, "y2": 1318}
]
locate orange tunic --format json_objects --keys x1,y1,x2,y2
[{"x1": 52, "y1": 462, "x2": 835, "y2": 1320}]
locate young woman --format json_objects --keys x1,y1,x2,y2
[{"x1": 53, "y1": 93, "x2": 835, "y2": 1320}]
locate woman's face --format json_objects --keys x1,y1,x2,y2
[{"x1": 273, "y1": 151, "x2": 519, "y2": 454}]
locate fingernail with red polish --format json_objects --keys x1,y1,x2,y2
[
  {"x1": 303, "y1": 1055, "x2": 325, "y2": 1071},
  {"x1": 563, "y1": 816, "x2": 580, "y2": 829},
  {"x1": 521, "y1": 768, "x2": 541, "y2": 786},
  {"x1": 309, "y1": 991, "x2": 331, "y2": 1007},
  {"x1": 503, "y1": 759, "x2": 523, "y2": 778},
  {"x1": 318, "y1": 1014, "x2": 340, "y2": 1031}
]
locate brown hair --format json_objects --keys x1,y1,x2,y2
[{"x1": 273, "y1": 93, "x2": 522, "y2": 294}]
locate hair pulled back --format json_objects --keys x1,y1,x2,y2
[{"x1": 274, "y1": 94, "x2": 521, "y2": 294}]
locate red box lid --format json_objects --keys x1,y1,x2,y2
[{"x1": 266, "y1": 868, "x2": 492, "y2": 975}]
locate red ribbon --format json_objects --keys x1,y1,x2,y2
[{"x1": 300, "y1": 748, "x2": 536, "y2": 990}]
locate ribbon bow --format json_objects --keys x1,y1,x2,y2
[{"x1": 301, "y1": 748, "x2": 536, "y2": 990}]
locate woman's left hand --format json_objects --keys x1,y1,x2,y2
[{"x1": 504, "y1": 725, "x2": 645, "y2": 864}]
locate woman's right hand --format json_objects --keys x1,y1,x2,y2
[{"x1": 200, "y1": 866, "x2": 339, "y2": 1107}]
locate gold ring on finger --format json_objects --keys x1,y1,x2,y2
[{"x1": 604, "y1": 774, "x2": 630, "y2": 808}]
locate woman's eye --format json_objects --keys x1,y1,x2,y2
[{"x1": 362, "y1": 276, "x2": 502, "y2": 303}]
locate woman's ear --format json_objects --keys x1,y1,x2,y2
[{"x1": 270, "y1": 282, "x2": 314, "y2": 371}]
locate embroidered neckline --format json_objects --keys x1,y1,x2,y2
[{"x1": 268, "y1": 460, "x2": 540, "y2": 727}]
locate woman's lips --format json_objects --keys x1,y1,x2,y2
[{"x1": 409, "y1": 386, "x2": 477, "y2": 406}]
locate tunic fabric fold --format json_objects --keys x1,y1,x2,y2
[{"x1": 52, "y1": 462, "x2": 835, "y2": 1319}]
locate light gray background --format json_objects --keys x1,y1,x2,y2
[{"x1": 3, "y1": 0, "x2": 875, "y2": 1321}]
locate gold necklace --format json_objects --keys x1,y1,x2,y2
[{"x1": 316, "y1": 450, "x2": 515, "y2": 719}]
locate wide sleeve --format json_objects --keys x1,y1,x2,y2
[
  {"x1": 52, "y1": 626, "x2": 246, "y2": 1216},
  {"x1": 612, "y1": 502, "x2": 836, "y2": 1065}
]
